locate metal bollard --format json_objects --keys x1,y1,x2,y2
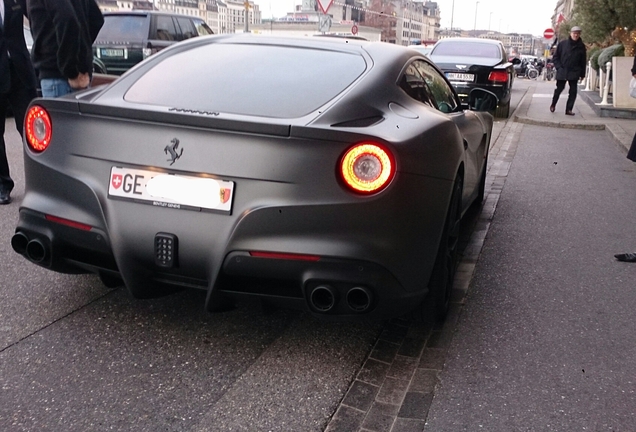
[
  {"x1": 583, "y1": 61, "x2": 591, "y2": 91},
  {"x1": 598, "y1": 67, "x2": 604, "y2": 98}
]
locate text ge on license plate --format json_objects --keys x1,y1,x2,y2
[
  {"x1": 108, "y1": 167, "x2": 234, "y2": 213},
  {"x1": 446, "y1": 73, "x2": 474, "y2": 82}
]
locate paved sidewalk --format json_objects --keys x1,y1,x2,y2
[{"x1": 515, "y1": 79, "x2": 636, "y2": 153}]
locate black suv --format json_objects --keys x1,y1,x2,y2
[{"x1": 93, "y1": 11, "x2": 214, "y2": 75}]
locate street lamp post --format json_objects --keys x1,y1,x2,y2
[
  {"x1": 450, "y1": 0, "x2": 455, "y2": 35},
  {"x1": 473, "y1": 1, "x2": 479, "y2": 32},
  {"x1": 488, "y1": 11, "x2": 493, "y2": 31}
]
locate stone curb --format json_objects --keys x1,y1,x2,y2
[{"x1": 513, "y1": 115, "x2": 606, "y2": 130}]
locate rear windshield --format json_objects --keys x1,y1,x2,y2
[
  {"x1": 95, "y1": 15, "x2": 149, "y2": 43},
  {"x1": 432, "y1": 42, "x2": 501, "y2": 59},
  {"x1": 124, "y1": 43, "x2": 367, "y2": 118}
]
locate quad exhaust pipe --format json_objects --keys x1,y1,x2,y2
[
  {"x1": 310, "y1": 285, "x2": 338, "y2": 312},
  {"x1": 308, "y1": 285, "x2": 373, "y2": 314},
  {"x1": 11, "y1": 232, "x2": 49, "y2": 263}
]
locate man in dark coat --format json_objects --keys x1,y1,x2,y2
[
  {"x1": 27, "y1": 0, "x2": 103, "y2": 97},
  {"x1": 549, "y1": 26, "x2": 587, "y2": 115},
  {"x1": 615, "y1": 53, "x2": 636, "y2": 263},
  {"x1": 0, "y1": 0, "x2": 38, "y2": 204}
]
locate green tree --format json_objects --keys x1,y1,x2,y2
[{"x1": 572, "y1": 0, "x2": 636, "y2": 45}]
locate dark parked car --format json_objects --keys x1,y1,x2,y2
[
  {"x1": 428, "y1": 37, "x2": 520, "y2": 118},
  {"x1": 14, "y1": 35, "x2": 497, "y2": 322},
  {"x1": 92, "y1": 11, "x2": 214, "y2": 75}
]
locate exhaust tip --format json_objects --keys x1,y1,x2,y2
[
  {"x1": 346, "y1": 287, "x2": 373, "y2": 313},
  {"x1": 26, "y1": 239, "x2": 47, "y2": 263},
  {"x1": 309, "y1": 285, "x2": 337, "y2": 312},
  {"x1": 11, "y1": 232, "x2": 29, "y2": 255}
]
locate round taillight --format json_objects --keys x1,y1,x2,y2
[
  {"x1": 340, "y1": 143, "x2": 395, "y2": 193},
  {"x1": 25, "y1": 105, "x2": 52, "y2": 152}
]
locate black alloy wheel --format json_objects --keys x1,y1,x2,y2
[{"x1": 408, "y1": 176, "x2": 462, "y2": 322}]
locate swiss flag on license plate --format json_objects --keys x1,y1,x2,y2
[{"x1": 111, "y1": 174, "x2": 123, "y2": 189}]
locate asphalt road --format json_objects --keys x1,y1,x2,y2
[{"x1": 0, "y1": 80, "x2": 530, "y2": 431}]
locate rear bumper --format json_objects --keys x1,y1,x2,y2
[{"x1": 13, "y1": 209, "x2": 429, "y2": 321}]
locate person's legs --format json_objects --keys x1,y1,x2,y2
[
  {"x1": 550, "y1": 80, "x2": 566, "y2": 111},
  {"x1": 40, "y1": 78, "x2": 73, "y2": 98},
  {"x1": 565, "y1": 79, "x2": 578, "y2": 113},
  {"x1": 627, "y1": 131, "x2": 636, "y2": 162},
  {"x1": 0, "y1": 92, "x2": 14, "y2": 203}
]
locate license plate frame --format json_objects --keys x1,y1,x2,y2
[
  {"x1": 108, "y1": 166, "x2": 234, "y2": 213},
  {"x1": 100, "y1": 48, "x2": 127, "y2": 59},
  {"x1": 446, "y1": 72, "x2": 475, "y2": 82}
]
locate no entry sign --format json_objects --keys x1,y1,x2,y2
[{"x1": 543, "y1": 28, "x2": 555, "y2": 39}]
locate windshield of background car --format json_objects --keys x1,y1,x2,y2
[
  {"x1": 124, "y1": 43, "x2": 368, "y2": 118},
  {"x1": 96, "y1": 15, "x2": 149, "y2": 43},
  {"x1": 432, "y1": 42, "x2": 501, "y2": 59}
]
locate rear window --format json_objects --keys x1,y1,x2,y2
[
  {"x1": 95, "y1": 15, "x2": 149, "y2": 43},
  {"x1": 432, "y1": 42, "x2": 501, "y2": 59},
  {"x1": 124, "y1": 43, "x2": 367, "y2": 118}
]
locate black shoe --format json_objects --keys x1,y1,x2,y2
[
  {"x1": 565, "y1": 111, "x2": 575, "y2": 116},
  {"x1": 615, "y1": 253, "x2": 636, "y2": 263},
  {"x1": 0, "y1": 190, "x2": 11, "y2": 205},
  {"x1": 549, "y1": 105, "x2": 555, "y2": 113}
]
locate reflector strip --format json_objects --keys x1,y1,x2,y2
[
  {"x1": 249, "y1": 251, "x2": 321, "y2": 261},
  {"x1": 45, "y1": 215, "x2": 93, "y2": 231}
]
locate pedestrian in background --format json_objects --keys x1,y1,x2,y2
[
  {"x1": 614, "y1": 53, "x2": 636, "y2": 263},
  {"x1": 27, "y1": 0, "x2": 103, "y2": 98},
  {"x1": 0, "y1": 0, "x2": 38, "y2": 204},
  {"x1": 549, "y1": 26, "x2": 587, "y2": 115}
]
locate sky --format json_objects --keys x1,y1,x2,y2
[{"x1": 253, "y1": 0, "x2": 557, "y2": 36}]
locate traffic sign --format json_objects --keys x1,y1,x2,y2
[
  {"x1": 351, "y1": 24, "x2": 358, "y2": 35},
  {"x1": 543, "y1": 28, "x2": 555, "y2": 39},
  {"x1": 317, "y1": 0, "x2": 333, "y2": 14}
]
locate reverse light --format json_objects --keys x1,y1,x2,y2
[
  {"x1": 340, "y1": 143, "x2": 394, "y2": 193},
  {"x1": 25, "y1": 106, "x2": 52, "y2": 152},
  {"x1": 488, "y1": 71, "x2": 509, "y2": 83}
]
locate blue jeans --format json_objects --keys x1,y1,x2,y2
[{"x1": 40, "y1": 78, "x2": 73, "y2": 98}]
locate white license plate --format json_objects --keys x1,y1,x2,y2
[
  {"x1": 446, "y1": 73, "x2": 474, "y2": 82},
  {"x1": 101, "y1": 48, "x2": 127, "y2": 58},
  {"x1": 108, "y1": 167, "x2": 234, "y2": 213}
]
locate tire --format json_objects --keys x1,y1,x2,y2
[
  {"x1": 495, "y1": 100, "x2": 510, "y2": 118},
  {"x1": 476, "y1": 153, "x2": 488, "y2": 204},
  {"x1": 428, "y1": 176, "x2": 462, "y2": 321},
  {"x1": 408, "y1": 176, "x2": 462, "y2": 322},
  {"x1": 527, "y1": 69, "x2": 539, "y2": 80}
]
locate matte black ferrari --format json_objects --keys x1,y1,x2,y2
[{"x1": 13, "y1": 35, "x2": 496, "y2": 321}]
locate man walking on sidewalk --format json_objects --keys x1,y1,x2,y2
[{"x1": 549, "y1": 26, "x2": 587, "y2": 115}]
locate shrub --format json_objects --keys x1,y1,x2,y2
[
  {"x1": 598, "y1": 44, "x2": 625, "y2": 72},
  {"x1": 590, "y1": 48, "x2": 603, "y2": 71}
]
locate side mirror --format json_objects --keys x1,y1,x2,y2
[{"x1": 468, "y1": 88, "x2": 499, "y2": 112}]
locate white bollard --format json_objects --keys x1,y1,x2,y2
[
  {"x1": 598, "y1": 61, "x2": 612, "y2": 105},
  {"x1": 584, "y1": 61, "x2": 591, "y2": 91},
  {"x1": 598, "y1": 67, "x2": 604, "y2": 97}
]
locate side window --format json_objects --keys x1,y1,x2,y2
[
  {"x1": 176, "y1": 17, "x2": 197, "y2": 40},
  {"x1": 153, "y1": 16, "x2": 178, "y2": 41},
  {"x1": 414, "y1": 61, "x2": 459, "y2": 113},
  {"x1": 193, "y1": 19, "x2": 214, "y2": 36},
  {"x1": 398, "y1": 63, "x2": 435, "y2": 108}
]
